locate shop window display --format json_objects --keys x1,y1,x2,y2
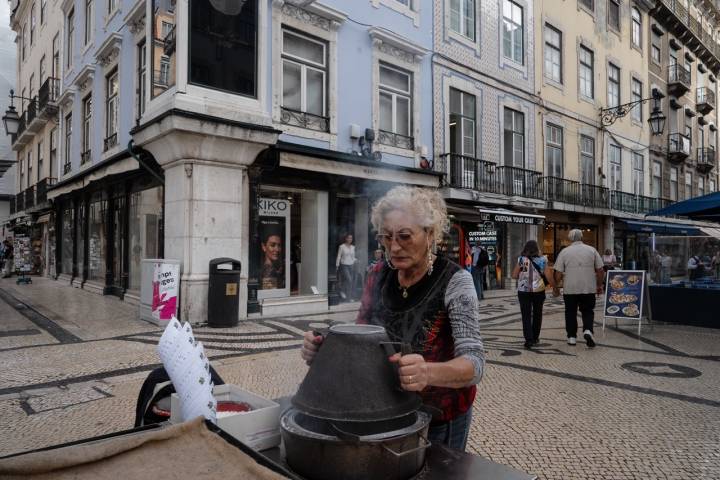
[
  {"x1": 61, "y1": 203, "x2": 74, "y2": 275},
  {"x1": 76, "y1": 202, "x2": 86, "y2": 279},
  {"x1": 128, "y1": 185, "x2": 163, "y2": 291},
  {"x1": 88, "y1": 191, "x2": 107, "y2": 283},
  {"x1": 543, "y1": 222, "x2": 598, "y2": 263}
]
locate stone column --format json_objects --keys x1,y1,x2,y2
[{"x1": 132, "y1": 113, "x2": 279, "y2": 323}]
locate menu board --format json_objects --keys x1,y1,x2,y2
[
  {"x1": 13, "y1": 236, "x2": 33, "y2": 273},
  {"x1": 603, "y1": 270, "x2": 646, "y2": 320}
]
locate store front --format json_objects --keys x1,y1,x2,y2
[
  {"x1": 613, "y1": 219, "x2": 702, "y2": 271},
  {"x1": 247, "y1": 144, "x2": 440, "y2": 316},
  {"x1": 541, "y1": 212, "x2": 604, "y2": 263},
  {"x1": 52, "y1": 166, "x2": 164, "y2": 301}
]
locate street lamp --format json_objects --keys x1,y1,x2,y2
[
  {"x1": 2, "y1": 89, "x2": 35, "y2": 136},
  {"x1": 600, "y1": 88, "x2": 666, "y2": 135}
]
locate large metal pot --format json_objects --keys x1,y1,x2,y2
[
  {"x1": 292, "y1": 324, "x2": 421, "y2": 422},
  {"x1": 281, "y1": 408, "x2": 431, "y2": 480}
]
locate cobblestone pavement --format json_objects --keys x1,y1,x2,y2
[{"x1": 0, "y1": 277, "x2": 719, "y2": 479}]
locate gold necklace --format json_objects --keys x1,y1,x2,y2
[{"x1": 399, "y1": 284, "x2": 409, "y2": 298}]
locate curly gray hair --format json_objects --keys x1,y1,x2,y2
[{"x1": 370, "y1": 186, "x2": 448, "y2": 242}]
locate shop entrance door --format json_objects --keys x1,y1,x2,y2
[{"x1": 107, "y1": 192, "x2": 127, "y2": 296}]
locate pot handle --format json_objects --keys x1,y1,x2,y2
[
  {"x1": 381, "y1": 434, "x2": 431, "y2": 458},
  {"x1": 379, "y1": 342, "x2": 412, "y2": 391},
  {"x1": 329, "y1": 422, "x2": 363, "y2": 443}
]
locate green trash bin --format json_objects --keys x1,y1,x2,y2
[{"x1": 207, "y1": 258, "x2": 241, "y2": 327}]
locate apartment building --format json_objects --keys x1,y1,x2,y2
[
  {"x1": 31, "y1": 0, "x2": 440, "y2": 321},
  {"x1": 5, "y1": 0, "x2": 62, "y2": 275}
]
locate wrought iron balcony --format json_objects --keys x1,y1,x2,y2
[
  {"x1": 15, "y1": 191, "x2": 24, "y2": 212},
  {"x1": 668, "y1": 133, "x2": 691, "y2": 163},
  {"x1": 378, "y1": 129, "x2": 414, "y2": 150},
  {"x1": 697, "y1": 147, "x2": 716, "y2": 173},
  {"x1": 80, "y1": 150, "x2": 92, "y2": 165},
  {"x1": 542, "y1": 177, "x2": 610, "y2": 209},
  {"x1": 63, "y1": 162, "x2": 72, "y2": 175},
  {"x1": 35, "y1": 177, "x2": 57, "y2": 205},
  {"x1": 26, "y1": 101, "x2": 37, "y2": 126},
  {"x1": 9, "y1": 197, "x2": 15, "y2": 215},
  {"x1": 280, "y1": 107, "x2": 329, "y2": 133},
  {"x1": 12, "y1": 111, "x2": 32, "y2": 150},
  {"x1": 579, "y1": 183, "x2": 610, "y2": 209},
  {"x1": 163, "y1": 25, "x2": 176, "y2": 55},
  {"x1": 38, "y1": 77, "x2": 60, "y2": 117},
  {"x1": 104, "y1": 133, "x2": 118, "y2": 152},
  {"x1": 667, "y1": 64, "x2": 691, "y2": 97},
  {"x1": 657, "y1": 0, "x2": 720, "y2": 69},
  {"x1": 24, "y1": 185, "x2": 36, "y2": 209},
  {"x1": 441, "y1": 153, "x2": 543, "y2": 200},
  {"x1": 697, "y1": 87, "x2": 715, "y2": 115},
  {"x1": 610, "y1": 191, "x2": 672, "y2": 214}
]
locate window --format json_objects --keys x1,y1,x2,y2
[
  {"x1": 607, "y1": 0, "x2": 620, "y2": 31},
  {"x1": 544, "y1": 24, "x2": 562, "y2": 83},
  {"x1": 160, "y1": 21, "x2": 173, "y2": 38},
  {"x1": 41, "y1": 0, "x2": 46, "y2": 24},
  {"x1": 502, "y1": 0, "x2": 524, "y2": 64},
  {"x1": 379, "y1": 63, "x2": 413, "y2": 140},
  {"x1": 685, "y1": 172, "x2": 692, "y2": 199},
  {"x1": 609, "y1": 143, "x2": 622, "y2": 190},
  {"x1": 108, "y1": 0, "x2": 117, "y2": 14},
  {"x1": 281, "y1": 29, "x2": 328, "y2": 122},
  {"x1": 27, "y1": 151, "x2": 33, "y2": 188},
  {"x1": 579, "y1": 45, "x2": 594, "y2": 99},
  {"x1": 39, "y1": 57, "x2": 46, "y2": 86},
  {"x1": 449, "y1": 88, "x2": 476, "y2": 157},
  {"x1": 503, "y1": 107, "x2": 524, "y2": 167},
  {"x1": 84, "y1": 0, "x2": 93, "y2": 44},
  {"x1": 579, "y1": 0, "x2": 593, "y2": 10},
  {"x1": 105, "y1": 70, "x2": 119, "y2": 149},
  {"x1": 632, "y1": 152, "x2": 644, "y2": 195},
  {"x1": 545, "y1": 124, "x2": 563, "y2": 177},
  {"x1": 19, "y1": 152, "x2": 24, "y2": 187},
  {"x1": 608, "y1": 63, "x2": 620, "y2": 107},
  {"x1": 22, "y1": 25, "x2": 27, "y2": 60},
  {"x1": 29, "y1": 74, "x2": 35, "y2": 100},
  {"x1": 82, "y1": 95, "x2": 92, "y2": 161},
  {"x1": 710, "y1": 178, "x2": 716, "y2": 192},
  {"x1": 651, "y1": 44, "x2": 661, "y2": 64},
  {"x1": 651, "y1": 30, "x2": 661, "y2": 64},
  {"x1": 136, "y1": 41, "x2": 147, "y2": 118},
  {"x1": 651, "y1": 161, "x2": 661, "y2": 198},
  {"x1": 580, "y1": 135, "x2": 595, "y2": 184},
  {"x1": 188, "y1": 0, "x2": 257, "y2": 97},
  {"x1": 159, "y1": 56, "x2": 170, "y2": 86},
  {"x1": 66, "y1": 10, "x2": 75, "y2": 68},
  {"x1": 631, "y1": 7, "x2": 641, "y2": 48},
  {"x1": 450, "y1": 0, "x2": 476, "y2": 42},
  {"x1": 52, "y1": 34, "x2": 60, "y2": 78},
  {"x1": 631, "y1": 78, "x2": 642, "y2": 122},
  {"x1": 37, "y1": 140, "x2": 43, "y2": 182},
  {"x1": 50, "y1": 128, "x2": 57, "y2": 177},
  {"x1": 685, "y1": 60, "x2": 692, "y2": 84},
  {"x1": 64, "y1": 113, "x2": 72, "y2": 172},
  {"x1": 699, "y1": 176, "x2": 705, "y2": 196},
  {"x1": 30, "y1": 4, "x2": 36, "y2": 44},
  {"x1": 670, "y1": 167, "x2": 678, "y2": 201}
]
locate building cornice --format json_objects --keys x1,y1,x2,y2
[
  {"x1": 73, "y1": 65, "x2": 96, "y2": 91},
  {"x1": 123, "y1": 0, "x2": 146, "y2": 34},
  {"x1": 368, "y1": 27, "x2": 429, "y2": 64},
  {"x1": 95, "y1": 33, "x2": 123, "y2": 67}
]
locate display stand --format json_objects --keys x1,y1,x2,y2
[
  {"x1": 602, "y1": 270, "x2": 647, "y2": 335},
  {"x1": 16, "y1": 267, "x2": 32, "y2": 285}
]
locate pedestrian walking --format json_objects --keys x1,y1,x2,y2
[
  {"x1": 552, "y1": 229, "x2": 604, "y2": 348},
  {"x1": 511, "y1": 240, "x2": 556, "y2": 349},
  {"x1": 336, "y1": 234, "x2": 357, "y2": 301},
  {"x1": 470, "y1": 243, "x2": 487, "y2": 299},
  {"x1": 2, "y1": 239, "x2": 14, "y2": 278}
]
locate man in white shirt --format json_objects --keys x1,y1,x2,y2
[
  {"x1": 336, "y1": 234, "x2": 357, "y2": 301},
  {"x1": 553, "y1": 229, "x2": 604, "y2": 347}
]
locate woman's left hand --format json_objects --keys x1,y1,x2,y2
[{"x1": 389, "y1": 353, "x2": 429, "y2": 392}]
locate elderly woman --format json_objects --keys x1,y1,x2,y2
[{"x1": 301, "y1": 186, "x2": 484, "y2": 451}]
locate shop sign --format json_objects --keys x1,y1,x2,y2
[
  {"x1": 603, "y1": 270, "x2": 646, "y2": 321},
  {"x1": 152, "y1": 262, "x2": 180, "y2": 322},
  {"x1": 469, "y1": 226, "x2": 497, "y2": 246},
  {"x1": 479, "y1": 212, "x2": 544, "y2": 225},
  {"x1": 257, "y1": 198, "x2": 291, "y2": 300}
]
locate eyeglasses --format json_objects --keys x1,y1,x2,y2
[{"x1": 375, "y1": 229, "x2": 423, "y2": 247}]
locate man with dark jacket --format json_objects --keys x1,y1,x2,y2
[{"x1": 2, "y1": 239, "x2": 13, "y2": 278}]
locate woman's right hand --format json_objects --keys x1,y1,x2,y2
[{"x1": 301, "y1": 331, "x2": 324, "y2": 366}]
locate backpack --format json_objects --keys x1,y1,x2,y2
[{"x1": 478, "y1": 249, "x2": 490, "y2": 267}]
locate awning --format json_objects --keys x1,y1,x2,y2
[
  {"x1": 48, "y1": 156, "x2": 139, "y2": 200},
  {"x1": 476, "y1": 208, "x2": 545, "y2": 225},
  {"x1": 649, "y1": 191, "x2": 720, "y2": 220},
  {"x1": 0, "y1": 160, "x2": 15, "y2": 178},
  {"x1": 618, "y1": 219, "x2": 703, "y2": 235},
  {"x1": 700, "y1": 227, "x2": 720, "y2": 239}
]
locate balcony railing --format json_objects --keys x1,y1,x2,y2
[
  {"x1": 35, "y1": 177, "x2": 57, "y2": 205},
  {"x1": 80, "y1": 150, "x2": 92, "y2": 165},
  {"x1": 611, "y1": 191, "x2": 672, "y2": 215},
  {"x1": 441, "y1": 154, "x2": 543, "y2": 199},
  {"x1": 9, "y1": 197, "x2": 15, "y2": 215},
  {"x1": 104, "y1": 133, "x2": 118, "y2": 152},
  {"x1": 543, "y1": 177, "x2": 579, "y2": 205},
  {"x1": 163, "y1": 25, "x2": 176, "y2": 55},
  {"x1": 667, "y1": 64, "x2": 691, "y2": 95},
  {"x1": 658, "y1": 0, "x2": 720, "y2": 64},
  {"x1": 280, "y1": 107, "x2": 329, "y2": 133},
  {"x1": 378, "y1": 130, "x2": 415, "y2": 150},
  {"x1": 24, "y1": 185, "x2": 36, "y2": 209},
  {"x1": 697, "y1": 147, "x2": 716, "y2": 173},
  {"x1": 579, "y1": 183, "x2": 610, "y2": 209},
  {"x1": 26, "y1": 101, "x2": 37, "y2": 125},
  {"x1": 668, "y1": 133, "x2": 691, "y2": 162},
  {"x1": 697, "y1": 87, "x2": 716, "y2": 115},
  {"x1": 38, "y1": 77, "x2": 60, "y2": 113},
  {"x1": 63, "y1": 162, "x2": 72, "y2": 175}
]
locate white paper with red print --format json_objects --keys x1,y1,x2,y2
[{"x1": 152, "y1": 262, "x2": 179, "y2": 321}]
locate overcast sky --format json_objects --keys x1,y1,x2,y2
[{"x1": 0, "y1": 1, "x2": 15, "y2": 90}]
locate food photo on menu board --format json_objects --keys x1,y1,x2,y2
[{"x1": 604, "y1": 271, "x2": 645, "y2": 319}]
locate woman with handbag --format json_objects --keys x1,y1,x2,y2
[{"x1": 511, "y1": 240, "x2": 556, "y2": 349}]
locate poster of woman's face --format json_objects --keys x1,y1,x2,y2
[{"x1": 259, "y1": 217, "x2": 286, "y2": 290}]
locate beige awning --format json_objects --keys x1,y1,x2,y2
[
  {"x1": 48, "y1": 156, "x2": 139, "y2": 200},
  {"x1": 700, "y1": 227, "x2": 720, "y2": 239}
]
